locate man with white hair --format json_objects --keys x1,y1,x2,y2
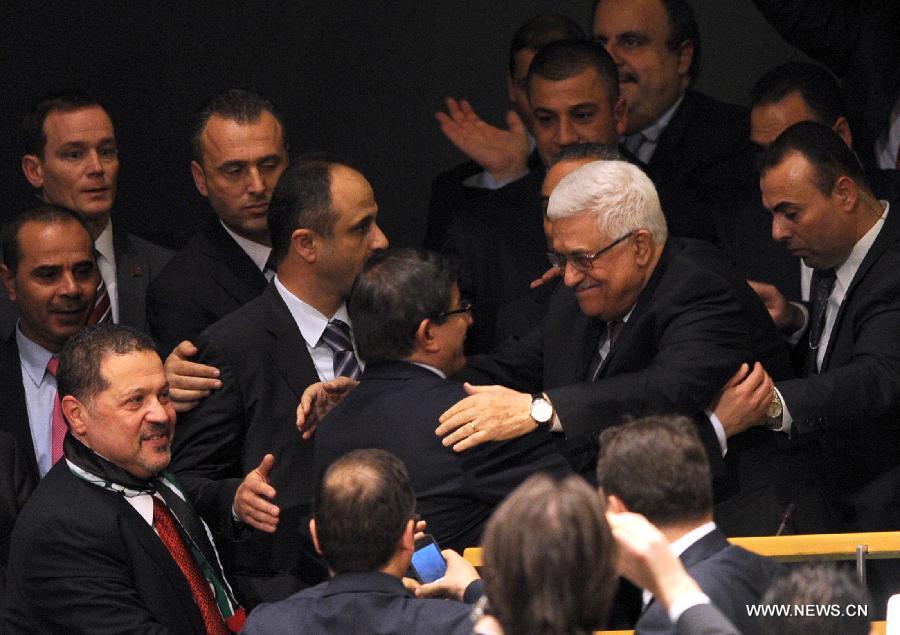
[{"x1": 437, "y1": 159, "x2": 757, "y2": 478}]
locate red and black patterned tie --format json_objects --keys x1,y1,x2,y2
[
  {"x1": 152, "y1": 497, "x2": 229, "y2": 635},
  {"x1": 88, "y1": 271, "x2": 112, "y2": 325},
  {"x1": 45, "y1": 356, "x2": 67, "y2": 464}
]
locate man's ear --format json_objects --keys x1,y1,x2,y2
[
  {"x1": 506, "y1": 74, "x2": 517, "y2": 104},
  {"x1": 61, "y1": 395, "x2": 89, "y2": 438},
  {"x1": 605, "y1": 494, "x2": 629, "y2": 514},
  {"x1": 833, "y1": 175, "x2": 860, "y2": 214},
  {"x1": 399, "y1": 518, "x2": 415, "y2": 554},
  {"x1": 675, "y1": 40, "x2": 695, "y2": 78},
  {"x1": 0, "y1": 265, "x2": 16, "y2": 303},
  {"x1": 291, "y1": 228, "x2": 318, "y2": 264},
  {"x1": 415, "y1": 318, "x2": 440, "y2": 353},
  {"x1": 190, "y1": 160, "x2": 209, "y2": 197},
  {"x1": 632, "y1": 229, "x2": 654, "y2": 266},
  {"x1": 22, "y1": 154, "x2": 45, "y2": 189},
  {"x1": 310, "y1": 518, "x2": 323, "y2": 556},
  {"x1": 832, "y1": 116, "x2": 854, "y2": 149}
]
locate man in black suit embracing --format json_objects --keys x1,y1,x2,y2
[{"x1": 170, "y1": 158, "x2": 388, "y2": 608}]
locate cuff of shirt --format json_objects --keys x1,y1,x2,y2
[
  {"x1": 462, "y1": 168, "x2": 528, "y2": 190},
  {"x1": 668, "y1": 591, "x2": 712, "y2": 624},
  {"x1": 705, "y1": 410, "x2": 728, "y2": 456}
]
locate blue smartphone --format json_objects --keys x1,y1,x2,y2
[{"x1": 411, "y1": 534, "x2": 447, "y2": 583}]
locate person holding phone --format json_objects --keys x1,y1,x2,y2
[{"x1": 241, "y1": 449, "x2": 480, "y2": 634}]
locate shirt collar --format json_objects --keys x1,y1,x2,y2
[
  {"x1": 626, "y1": 93, "x2": 685, "y2": 145},
  {"x1": 273, "y1": 275, "x2": 351, "y2": 348},
  {"x1": 220, "y1": 220, "x2": 272, "y2": 272},
  {"x1": 15, "y1": 326, "x2": 55, "y2": 387},
  {"x1": 410, "y1": 362, "x2": 446, "y2": 378},
  {"x1": 669, "y1": 521, "x2": 717, "y2": 558},
  {"x1": 834, "y1": 201, "x2": 889, "y2": 293},
  {"x1": 94, "y1": 219, "x2": 115, "y2": 265}
]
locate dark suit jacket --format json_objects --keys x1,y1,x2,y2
[
  {"x1": 1, "y1": 461, "x2": 208, "y2": 634},
  {"x1": 0, "y1": 336, "x2": 39, "y2": 485},
  {"x1": 111, "y1": 226, "x2": 173, "y2": 333},
  {"x1": 146, "y1": 214, "x2": 268, "y2": 356},
  {"x1": 675, "y1": 603, "x2": 741, "y2": 635},
  {"x1": 440, "y1": 167, "x2": 550, "y2": 354},
  {"x1": 242, "y1": 571, "x2": 473, "y2": 635},
  {"x1": 644, "y1": 90, "x2": 757, "y2": 245},
  {"x1": 314, "y1": 361, "x2": 571, "y2": 552},
  {"x1": 751, "y1": 0, "x2": 900, "y2": 169},
  {"x1": 170, "y1": 284, "x2": 328, "y2": 607},
  {"x1": 636, "y1": 528, "x2": 781, "y2": 635},
  {"x1": 776, "y1": 201, "x2": 900, "y2": 531},
  {"x1": 0, "y1": 431, "x2": 35, "y2": 595},
  {"x1": 0, "y1": 225, "x2": 171, "y2": 337},
  {"x1": 465, "y1": 239, "x2": 753, "y2": 476},
  {"x1": 425, "y1": 150, "x2": 544, "y2": 252}
]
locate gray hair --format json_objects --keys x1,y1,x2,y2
[{"x1": 547, "y1": 160, "x2": 668, "y2": 245}]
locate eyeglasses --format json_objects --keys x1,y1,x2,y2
[
  {"x1": 435, "y1": 300, "x2": 473, "y2": 319},
  {"x1": 547, "y1": 231, "x2": 634, "y2": 272}
]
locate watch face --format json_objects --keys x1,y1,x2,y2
[
  {"x1": 531, "y1": 398, "x2": 553, "y2": 423},
  {"x1": 767, "y1": 397, "x2": 782, "y2": 419}
]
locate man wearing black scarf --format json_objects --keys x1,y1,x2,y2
[{"x1": 1, "y1": 325, "x2": 245, "y2": 634}]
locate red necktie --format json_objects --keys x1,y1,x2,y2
[
  {"x1": 152, "y1": 497, "x2": 230, "y2": 635},
  {"x1": 45, "y1": 356, "x2": 66, "y2": 463},
  {"x1": 88, "y1": 273, "x2": 112, "y2": 325}
]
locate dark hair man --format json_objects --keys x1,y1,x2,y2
[
  {"x1": 441, "y1": 39, "x2": 626, "y2": 353},
  {"x1": 170, "y1": 159, "x2": 388, "y2": 608},
  {"x1": 1, "y1": 324, "x2": 244, "y2": 633},
  {"x1": 592, "y1": 0, "x2": 756, "y2": 242},
  {"x1": 758, "y1": 564, "x2": 871, "y2": 635},
  {"x1": 11, "y1": 90, "x2": 172, "y2": 337},
  {"x1": 715, "y1": 122, "x2": 900, "y2": 533},
  {"x1": 426, "y1": 13, "x2": 585, "y2": 251},
  {"x1": 314, "y1": 248, "x2": 569, "y2": 551},
  {"x1": 598, "y1": 416, "x2": 781, "y2": 635},
  {"x1": 0, "y1": 206, "x2": 97, "y2": 483},
  {"x1": 722, "y1": 62, "x2": 900, "y2": 310},
  {"x1": 147, "y1": 89, "x2": 290, "y2": 356},
  {"x1": 242, "y1": 449, "x2": 475, "y2": 634}
]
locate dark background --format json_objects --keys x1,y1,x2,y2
[{"x1": 0, "y1": 1, "x2": 809, "y2": 249}]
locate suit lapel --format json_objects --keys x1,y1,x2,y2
[
  {"x1": 0, "y1": 335, "x2": 39, "y2": 481},
  {"x1": 113, "y1": 229, "x2": 149, "y2": 329},
  {"x1": 201, "y1": 216, "x2": 268, "y2": 304},
  {"x1": 822, "y1": 205, "x2": 900, "y2": 370},
  {"x1": 262, "y1": 286, "x2": 319, "y2": 395}
]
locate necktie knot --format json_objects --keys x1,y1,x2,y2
[
  {"x1": 322, "y1": 319, "x2": 361, "y2": 379},
  {"x1": 47, "y1": 355, "x2": 59, "y2": 377}
]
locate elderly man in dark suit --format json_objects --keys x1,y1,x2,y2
[
  {"x1": 437, "y1": 159, "x2": 755, "y2": 477},
  {"x1": 598, "y1": 416, "x2": 781, "y2": 635},
  {"x1": 315, "y1": 248, "x2": 570, "y2": 552},
  {"x1": 715, "y1": 122, "x2": 900, "y2": 533},
  {"x1": 11, "y1": 90, "x2": 172, "y2": 336},
  {"x1": 146, "y1": 89, "x2": 289, "y2": 356},
  {"x1": 2, "y1": 325, "x2": 244, "y2": 634},
  {"x1": 170, "y1": 159, "x2": 388, "y2": 608}
]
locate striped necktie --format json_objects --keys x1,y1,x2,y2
[
  {"x1": 89, "y1": 252, "x2": 112, "y2": 324},
  {"x1": 322, "y1": 319, "x2": 361, "y2": 379}
]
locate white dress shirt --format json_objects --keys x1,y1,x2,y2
[
  {"x1": 273, "y1": 275, "x2": 362, "y2": 381},
  {"x1": 220, "y1": 221, "x2": 274, "y2": 280}
]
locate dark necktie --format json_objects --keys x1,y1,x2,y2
[
  {"x1": 806, "y1": 267, "x2": 837, "y2": 374},
  {"x1": 152, "y1": 497, "x2": 230, "y2": 635},
  {"x1": 89, "y1": 253, "x2": 112, "y2": 325},
  {"x1": 321, "y1": 319, "x2": 361, "y2": 379},
  {"x1": 587, "y1": 320, "x2": 624, "y2": 381},
  {"x1": 45, "y1": 356, "x2": 66, "y2": 463},
  {"x1": 263, "y1": 252, "x2": 277, "y2": 282}
]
